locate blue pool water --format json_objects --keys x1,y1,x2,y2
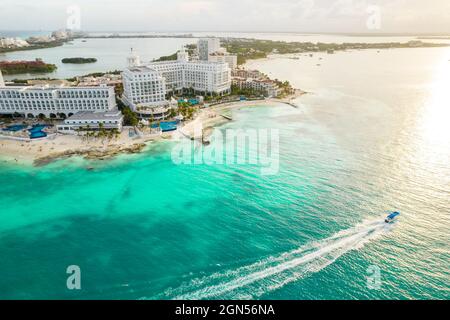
[
  {"x1": 151, "y1": 121, "x2": 179, "y2": 132},
  {"x1": 2, "y1": 125, "x2": 28, "y2": 132},
  {"x1": 28, "y1": 124, "x2": 48, "y2": 139},
  {"x1": 29, "y1": 131, "x2": 47, "y2": 139}
]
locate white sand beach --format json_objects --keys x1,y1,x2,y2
[{"x1": 0, "y1": 91, "x2": 305, "y2": 166}]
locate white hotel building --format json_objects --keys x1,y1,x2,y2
[
  {"x1": 198, "y1": 38, "x2": 221, "y2": 61},
  {"x1": 122, "y1": 49, "x2": 231, "y2": 119},
  {"x1": 0, "y1": 75, "x2": 117, "y2": 119}
]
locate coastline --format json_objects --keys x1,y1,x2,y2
[{"x1": 0, "y1": 90, "x2": 305, "y2": 167}]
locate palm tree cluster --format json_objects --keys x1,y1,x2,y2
[{"x1": 76, "y1": 123, "x2": 120, "y2": 144}]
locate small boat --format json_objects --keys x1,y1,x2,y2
[{"x1": 385, "y1": 212, "x2": 400, "y2": 223}]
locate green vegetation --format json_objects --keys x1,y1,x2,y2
[
  {"x1": 0, "y1": 41, "x2": 65, "y2": 54},
  {"x1": 0, "y1": 61, "x2": 57, "y2": 75},
  {"x1": 121, "y1": 106, "x2": 139, "y2": 127},
  {"x1": 78, "y1": 125, "x2": 120, "y2": 143},
  {"x1": 153, "y1": 53, "x2": 178, "y2": 62},
  {"x1": 153, "y1": 46, "x2": 196, "y2": 62},
  {"x1": 116, "y1": 98, "x2": 138, "y2": 126},
  {"x1": 178, "y1": 105, "x2": 196, "y2": 120},
  {"x1": 230, "y1": 84, "x2": 264, "y2": 97},
  {"x1": 222, "y1": 39, "x2": 450, "y2": 65},
  {"x1": 62, "y1": 57, "x2": 97, "y2": 64}
]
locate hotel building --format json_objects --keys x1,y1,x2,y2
[
  {"x1": 0, "y1": 83, "x2": 117, "y2": 118},
  {"x1": 232, "y1": 77, "x2": 281, "y2": 98},
  {"x1": 198, "y1": 38, "x2": 238, "y2": 70},
  {"x1": 121, "y1": 65, "x2": 171, "y2": 120},
  {"x1": 122, "y1": 49, "x2": 231, "y2": 119},
  {"x1": 208, "y1": 52, "x2": 238, "y2": 71},
  {"x1": 56, "y1": 109, "x2": 124, "y2": 134},
  {"x1": 198, "y1": 38, "x2": 221, "y2": 61},
  {"x1": 0, "y1": 70, "x2": 4, "y2": 87}
]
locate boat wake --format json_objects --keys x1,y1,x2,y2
[{"x1": 157, "y1": 218, "x2": 394, "y2": 300}]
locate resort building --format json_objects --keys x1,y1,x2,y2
[
  {"x1": 198, "y1": 38, "x2": 221, "y2": 61},
  {"x1": 76, "y1": 74, "x2": 122, "y2": 87},
  {"x1": 121, "y1": 65, "x2": 171, "y2": 120},
  {"x1": 148, "y1": 49, "x2": 231, "y2": 94},
  {"x1": 232, "y1": 77, "x2": 281, "y2": 98},
  {"x1": 208, "y1": 52, "x2": 238, "y2": 70},
  {"x1": 127, "y1": 48, "x2": 141, "y2": 68},
  {"x1": 122, "y1": 48, "x2": 231, "y2": 119},
  {"x1": 0, "y1": 70, "x2": 4, "y2": 87},
  {"x1": 198, "y1": 38, "x2": 238, "y2": 70},
  {"x1": 56, "y1": 109, "x2": 124, "y2": 134},
  {"x1": 0, "y1": 84, "x2": 117, "y2": 118},
  {"x1": 232, "y1": 69, "x2": 264, "y2": 79}
]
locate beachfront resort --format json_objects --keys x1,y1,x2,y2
[
  {"x1": 0, "y1": 37, "x2": 290, "y2": 146},
  {"x1": 0, "y1": 42, "x2": 296, "y2": 166}
]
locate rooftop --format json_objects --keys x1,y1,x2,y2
[
  {"x1": 66, "y1": 110, "x2": 123, "y2": 121},
  {"x1": 0, "y1": 84, "x2": 112, "y2": 91}
]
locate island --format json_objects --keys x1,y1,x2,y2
[
  {"x1": 62, "y1": 57, "x2": 98, "y2": 64},
  {"x1": 0, "y1": 59, "x2": 57, "y2": 75},
  {"x1": 221, "y1": 39, "x2": 450, "y2": 64}
]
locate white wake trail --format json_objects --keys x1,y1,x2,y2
[{"x1": 161, "y1": 218, "x2": 393, "y2": 300}]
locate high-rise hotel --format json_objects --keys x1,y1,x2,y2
[{"x1": 122, "y1": 48, "x2": 231, "y2": 119}]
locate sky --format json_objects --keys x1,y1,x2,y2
[{"x1": 0, "y1": 0, "x2": 449, "y2": 34}]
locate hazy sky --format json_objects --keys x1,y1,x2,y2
[{"x1": 1, "y1": 0, "x2": 449, "y2": 34}]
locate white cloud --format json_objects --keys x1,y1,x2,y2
[{"x1": 0, "y1": 0, "x2": 449, "y2": 33}]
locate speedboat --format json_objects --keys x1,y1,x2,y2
[{"x1": 385, "y1": 212, "x2": 400, "y2": 223}]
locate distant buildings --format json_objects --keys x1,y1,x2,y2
[
  {"x1": 197, "y1": 38, "x2": 238, "y2": 70},
  {"x1": 51, "y1": 30, "x2": 71, "y2": 40},
  {"x1": 76, "y1": 74, "x2": 122, "y2": 87},
  {"x1": 208, "y1": 52, "x2": 238, "y2": 71},
  {"x1": 26, "y1": 35, "x2": 55, "y2": 44},
  {"x1": 198, "y1": 38, "x2": 221, "y2": 61},
  {"x1": 122, "y1": 48, "x2": 231, "y2": 119},
  {"x1": 0, "y1": 37, "x2": 30, "y2": 49},
  {"x1": 0, "y1": 30, "x2": 79, "y2": 49}
]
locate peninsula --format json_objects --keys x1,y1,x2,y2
[{"x1": 221, "y1": 38, "x2": 450, "y2": 64}]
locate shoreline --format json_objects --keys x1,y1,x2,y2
[{"x1": 0, "y1": 91, "x2": 305, "y2": 167}]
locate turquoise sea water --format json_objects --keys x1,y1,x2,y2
[{"x1": 0, "y1": 47, "x2": 449, "y2": 300}]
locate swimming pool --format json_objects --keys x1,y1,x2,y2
[
  {"x1": 28, "y1": 124, "x2": 49, "y2": 139},
  {"x1": 2, "y1": 125, "x2": 28, "y2": 132},
  {"x1": 29, "y1": 131, "x2": 47, "y2": 139},
  {"x1": 160, "y1": 121, "x2": 178, "y2": 132}
]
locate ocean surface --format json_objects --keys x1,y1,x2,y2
[{"x1": 0, "y1": 42, "x2": 449, "y2": 299}]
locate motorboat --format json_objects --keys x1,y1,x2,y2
[{"x1": 385, "y1": 212, "x2": 400, "y2": 223}]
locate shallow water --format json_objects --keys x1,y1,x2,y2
[{"x1": 0, "y1": 46, "x2": 449, "y2": 300}]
